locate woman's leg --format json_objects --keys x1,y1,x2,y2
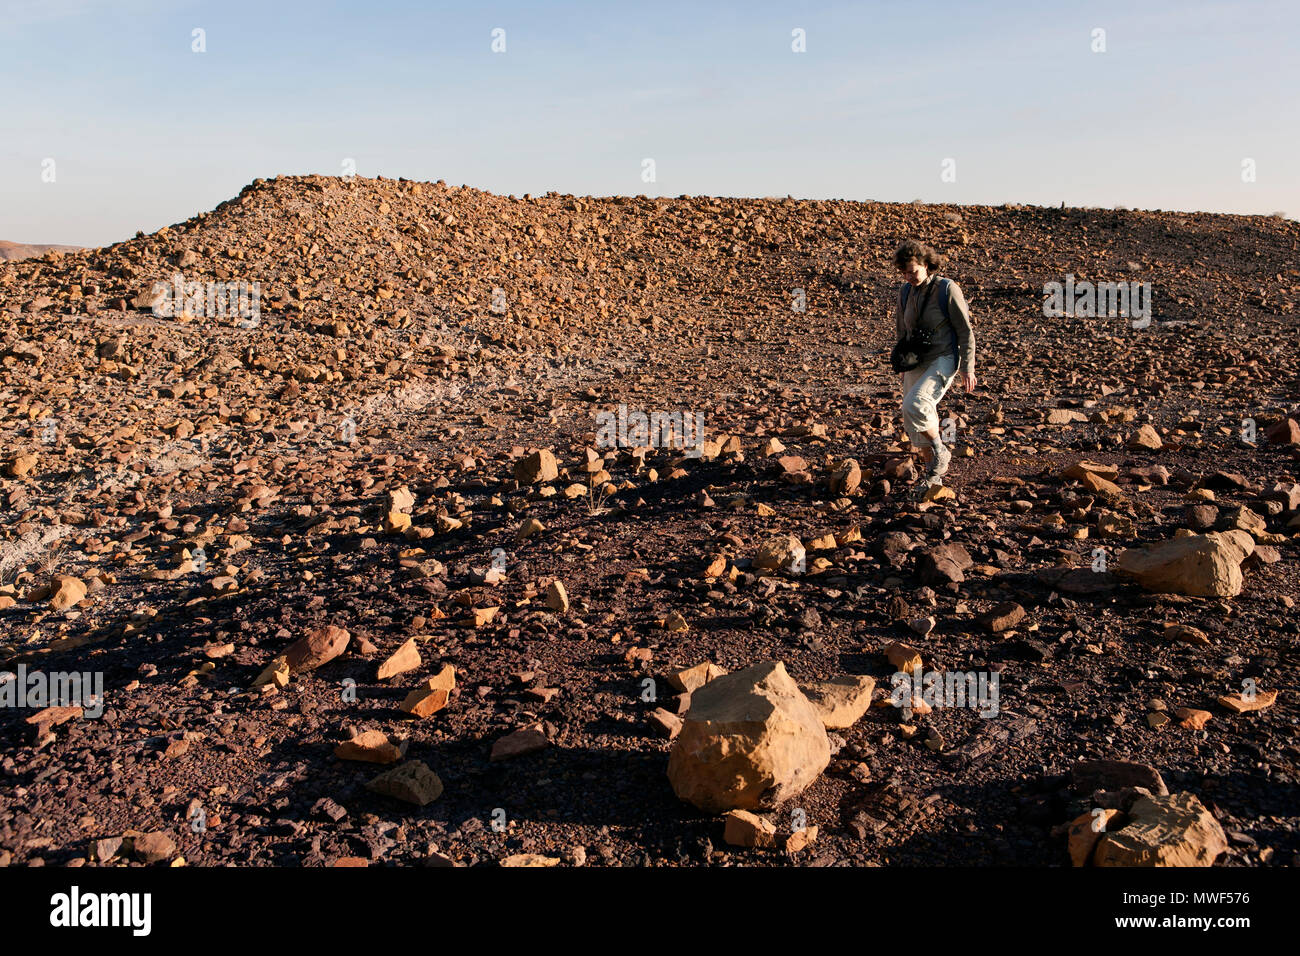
[
  {"x1": 901, "y1": 368, "x2": 924, "y2": 450},
  {"x1": 902, "y1": 355, "x2": 957, "y2": 474}
]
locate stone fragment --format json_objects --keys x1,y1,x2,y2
[
  {"x1": 785, "y1": 825, "x2": 819, "y2": 854},
  {"x1": 366, "y1": 760, "x2": 444, "y2": 806},
  {"x1": 798, "y1": 675, "x2": 876, "y2": 729},
  {"x1": 6, "y1": 454, "x2": 38, "y2": 478},
  {"x1": 546, "y1": 580, "x2": 569, "y2": 612},
  {"x1": 1217, "y1": 689, "x2": 1277, "y2": 714},
  {"x1": 723, "y1": 810, "x2": 777, "y2": 848},
  {"x1": 666, "y1": 662, "x2": 727, "y2": 693},
  {"x1": 1175, "y1": 708, "x2": 1212, "y2": 730},
  {"x1": 377, "y1": 638, "x2": 421, "y2": 680},
  {"x1": 1067, "y1": 808, "x2": 1123, "y2": 866},
  {"x1": 284, "y1": 625, "x2": 350, "y2": 673},
  {"x1": 50, "y1": 576, "x2": 87, "y2": 611},
  {"x1": 334, "y1": 730, "x2": 404, "y2": 764},
  {"x1": 501, "y1": 854, "x2": 561, "y2": 867},
  {"x1": 1071, "y1": 759, "x2": 1168, "y2": 796},
  {"x1": 132, "y1": 830, "x2": 177, "y2": 865},
  {"x1": 252, "y1": 655, "x2": 290, "y2": 689},
  {"x1": 978, "y1": 601, "x2": 1025, "y2": 633},
  {"x1": 400, "y1": 664, "x2": 456, "y2": 718},
  {"x1": 885, "y1": 642, "x2": 923, "y2": 674},
  {"x1": 1128, "y1": 424, "x2": 1163, "y2": 450},
  {"x1": 490, "y1": 723, "x2": 549, "y2": 761},
  {"x1": 916, "y1": 542, "x2": 972, "y2": 588}
]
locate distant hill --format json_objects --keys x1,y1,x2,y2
[{"x1": 0, "y1": 240, "x2": 84, "y2": 262}]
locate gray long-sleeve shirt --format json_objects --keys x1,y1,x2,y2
[{"x1": 894, "y1": 274, "x2": 976, "y2": 375}]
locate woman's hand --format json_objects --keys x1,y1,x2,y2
[{"x1": 962, "y1": 371, "x2": 978, "y2": 391}]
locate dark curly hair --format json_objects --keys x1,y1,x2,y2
[{"x1": 894, "y1": 239, "x2": 944, "y2": 272}]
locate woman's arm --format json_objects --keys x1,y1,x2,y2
[
  {"x1": 946, "y1": 280, "x2": 977, "y2": 390},
  {"x1": 948, "y1": 281, "x2": 978, "y2": 390},
  {"x1": 894, "y1": 283, "x2": 906, "y2": 341}
]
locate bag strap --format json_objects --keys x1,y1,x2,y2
[
  {"x1": 936, "y1": 277, "x2": 950, "y2": 322},
  {"x1": 898, "y1": 282, "x2": 910, "y2": 315}
]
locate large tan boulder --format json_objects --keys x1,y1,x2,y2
[
  {"x1": 1114, "y1": 530, "x2": 1253, "y2": 598},
  {"x1": 49, "y1": 575, "x2": 87, "y2": 611},
  {"x1": 752, "y1": 535, "x2": 805, "y2": 573},
  {"x1": 514, "y1": 449, "x2": 558, "y2": 484},
  {"x1": 1093, "y1": 792, "x2": 1227, "y2": 867},
  {"x1": 667, "y1": 661, "x2": 830, "y2": 812}
]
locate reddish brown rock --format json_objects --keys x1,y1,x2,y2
[
  {"x1": 284, "y1": 625, "x2": 351, "y2": 673},
  {"x1": 490, "y1": 723, "x2": 549, "y2": 762},
  {"x1": 400, "y1": 664, "x2": 456, "y2": 718}
]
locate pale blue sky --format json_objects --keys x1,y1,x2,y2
[{"x1": 2, "y1": 0, "x2": 1296, "y2": 246}]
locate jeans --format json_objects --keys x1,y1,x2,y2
[{"x1": 901, "y1": 352, "x2": 957, "y2": 444}]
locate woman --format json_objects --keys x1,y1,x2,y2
[{"x1": 892, "y1": 239, "x2": 977, "y2": 488}]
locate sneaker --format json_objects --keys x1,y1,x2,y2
[{"x1": 926, "y1": 442, "x2": 952, "y2": 480}]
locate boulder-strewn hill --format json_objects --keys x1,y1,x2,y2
[
  {"x1": 0, "y1": 240, "x2": 83, "y2": 262},
  {"x1": 0, "y1": 175, "x2": 1297, "y2": 868}
]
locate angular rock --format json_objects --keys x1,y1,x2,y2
[
  {"x1": 666, "y1": 661, "x2": 727, "y2": 693},
  {"x1": 285, "y1": 625, "x2": 350, "y2": 673},
  {"x1": 6, "y1": 454, "x2": 38, "y2": 478},
  {"x1": 1128, "y1": 424, "x2": 1163, "y2": 450},
  {"x1": 132, "y1": 830, "x2": 177, "y2": 865},
  {"x1": 1217, "y1": 689, "x2": 1277, "y2": 714},
  {"x1": 723, "y1": 809, "x2": 777, "y2": 848},
  {"x1": 377, "y1": 638, "x2": 421, "y2": 680},
  {"x1": 252, "y1": 655, "x2": 290, "y2": 689},
  {"x1": 365, "y1": 760, "x2": 444, "y2": 806},
  {"x1": 514, "y1": 449, "x2": 558, "y2": 484},
  {"x1": 490, "y1": 723, "x2": 549, "y2": 761},
  {"x1": 977, "y1": 601, "x2": 1025, "y2": 633},
  {"x1": 829, "y1": 459, "x2": 862, "y2": 495},
  {"x1": 753, "y1": 534, "x2": 805, "y2": 573},
  {"x1": 1071, "y1": 759, "x2": 1168, "y2": 796},
  {"x1": 546, "y1": 580, "x2": 569, "y2": 612},
  {"x1": 49, "y1": 575, "x2": 87, "y2": 611},
  {"x1": 916, "y1": 542, "x2": 973, "y2": 588},
  {"x1": 648, "y1": 707, "x2": 683, "y2": 738},
  {"x1": 885, "y1": 641, "x2": 923, "y2": 674},
  {"x1": 1114, "y1": 530, "x2": 1254, "y2": 598},
  {"x1": 1094, "y1": 793, "x2": 1227, "y2": 867},
  {"x1": 1067, "y1": 808, "x2": 1123, "y2": 866},
  {"x1": 784, "y1": 824, "x2": 819, "y2": 854},
  {"x1": 667, "y1": 661, "x2": 830, "y2": 812},
  {"x1": 798, "y1": 675, "x2": 876, "y2": 729},
  {"x1": 501, "y1": 853, "x2": 561, "y2": 867},
  {"x1": 400, "y1": 664, "x2": 456, "y2": 718},
  {"x1": 1265, "y1": 417, "x2": 1300, "y2": 446},
  {"x1": 334, "y1": 730, "x2": 404, "y2": 764}
]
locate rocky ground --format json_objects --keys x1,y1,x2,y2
[{"x1": 1, "y1": 174, "x2": 1297, "y2": 867}]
